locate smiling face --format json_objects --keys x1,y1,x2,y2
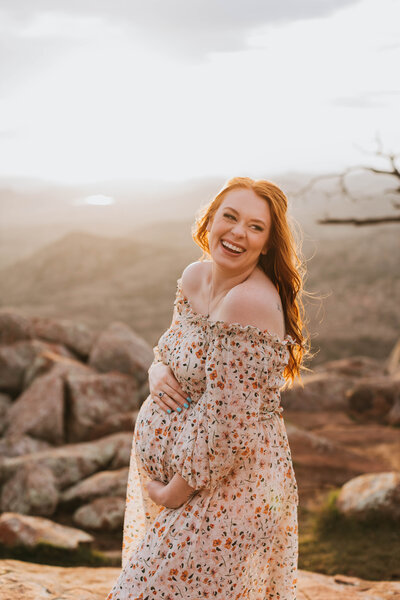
[{"x1": 206, "y1": 187, "x2": 272, "y2": 271}]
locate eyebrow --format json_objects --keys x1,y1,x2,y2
[{"x1": 223, "y1": 206, "x2": 267, "y2": 226}]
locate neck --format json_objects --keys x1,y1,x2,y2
[{"x1": 207, "y1": 261, "x2": 260, "y2": 305}]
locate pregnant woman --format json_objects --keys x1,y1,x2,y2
[{"x1": 106, "y1": 176, "x2": 309, "y2": 600}]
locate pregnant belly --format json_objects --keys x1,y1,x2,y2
[{"x1": 134, "y1": 394, "x2": 180, "y2": 483}]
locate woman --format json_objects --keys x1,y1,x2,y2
[{"x1": 106, "y1": 177, "x2": 309, "y2": 600}]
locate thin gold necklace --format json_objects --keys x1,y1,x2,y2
[{"x1": 206, "y1": 278, "x2": 213, "y2": 319}]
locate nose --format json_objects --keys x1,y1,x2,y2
[{"x1": 229, "y1": 222, "x2": 246, "y2": 238}]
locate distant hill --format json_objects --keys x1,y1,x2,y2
[{"x1": 0, "y1": 223, "x2": 398, "y2": 367}]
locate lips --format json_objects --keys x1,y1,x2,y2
[{"x1": 221, "y1": 238, "x2": 246, "y2": 251}]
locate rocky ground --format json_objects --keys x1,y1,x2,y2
[
  {"x1": 1, "y1": 558, "x2": 400, "y2": 600},
  {"x1": 0, "y1": 308, "x2": 399, "y2": 598}
]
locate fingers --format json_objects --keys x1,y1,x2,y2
[
  {"x1": 149, "y1": 363, "x2": 192, "y2": 414},
  {"x1": 153, "y1": 382, "x2": 192, "y2": 414}
]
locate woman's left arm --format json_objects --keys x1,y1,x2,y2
[{"x1": 146, "y1": 473, "x2": 197, "y2": 509}]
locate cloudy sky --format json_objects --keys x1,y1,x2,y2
[{"x1": 0, "y1": 0, "x2": 399, "y2": 184}]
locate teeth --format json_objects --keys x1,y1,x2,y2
[{"x1": 221, "y1": 240, "x2": 245, "y2": 253}]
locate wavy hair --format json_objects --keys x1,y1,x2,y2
[{"x1": 191, "y1": 176, "x2": 313, "y2": 387}]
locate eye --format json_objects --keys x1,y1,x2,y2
[
  {"x1": 223, "y1": 212, "x2": 235, "y2": 220},
  {"x1": 251, "y1": 225, "x2": 263, "y2": 231}
]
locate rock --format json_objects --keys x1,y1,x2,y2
[
  {"x1": 60, "y1": 468, "x2": 129, "y2": 507},
  {"x1": 0, "y1": 512, "x2": 93, "y2": 550},
  {"x1": 0, "y1": 340, "x2": 74, "y2": 395},
  {"x1": 0, "y1": 432, "x2": 133, "y2": 489},
  {"x1": 65, "y1": 372, "x2": 138, "y2": 442},
  {"x1": 86, "y1": 410, "x2": 138, "y2": 440},
  {"x1": 286, "y1": 423, "x2": 384, "y2": 497},
  {"x1": 73, "y1": 497, "x2": 125, "y2": 531},
  {"x1": 0, "y1": 310, "x2": 33, "y2": 345},
  {"x1": 346, "y1": 377, "x2": 400, "y2": 424},
  {"x1": 89, "y1": 321, "x2": 153, "y2": 384},
  {"x1": 1, "y1": 560, "x2": 400, "y2": 600},
  {"x1": 0, "y1": 434, "x2": 51, "y2": 458},
  {"x1": 387, "y1": 338, "x2": 400, "y2": 375},
  {"x1": 336, "y1": 471, "x2": 400, "y2": 521},
  {"x1": 0, "y1": 558, "x2": 116, "y2": 600},
  {"x1": 108, "y1": 432, "x2": 132, "y2": 469},
  {"x1": 0, "y1": 393, "x2": 12, "y2": 435},
  {"x1": 282, "y1": 372, "x2": 355, "y2": 412},
  {"x1": 5, "y1": 370, "x2": 65, "y2": 445},
  {"x1": 30, "y1": 316, "x2": 95, "y2": 358},
  {"x1": 387, "y1": 398, "x2": 400, "y2": 426},
  {"x1": 314, "y1": 355, "x2": 385, "y2": 378},
  {"x1": 1, "y1": 464, "x2": 58, "y2": 516},
  {"x1": 22, "y1": 349, "x2": 91, "y2": 389}
]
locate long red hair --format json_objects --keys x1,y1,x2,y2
[{"x1": 191, "y1": 176, "x2": 312, "y2": 387}]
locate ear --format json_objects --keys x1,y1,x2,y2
[{"x1": 260, "y1": 243, "x2": 268, "y2": 255}]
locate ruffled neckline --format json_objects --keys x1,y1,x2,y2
[{"x1": 175, "y1": 277, "x2": 297, "y2": 347}]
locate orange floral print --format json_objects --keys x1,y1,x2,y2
[{"x1": 105, "y1": 277, "x2": 299, "y2": 600}]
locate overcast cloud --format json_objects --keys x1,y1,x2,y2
[
  {"x1": 0, "y1": 0, "x2": 398, "y2": 183},
  {"x1": 0, "y1": 0, "x2": 363, "y2": 56}
]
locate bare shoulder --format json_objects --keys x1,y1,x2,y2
[
  {"x1": 220, "y1": 276, "x2": 285, "y2": 338},
  {"x1": 181, "y1": 261, "x2": 210, "y2": 296}
]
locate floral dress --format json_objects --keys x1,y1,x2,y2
[{"x1": 105, "y1": 277, "x2": 299, "y2": 600}]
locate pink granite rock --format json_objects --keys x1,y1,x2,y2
[
  {"x1": 0, "y1": 512, "x2": 93, "y2": 550},
  {"x1": 73, "y1": 496, "x2": 125, "y2": 531},
  {"x1": 89, "y1": 321, "x2": 153, "y2": 383},
  {"x1": 0, "y1": 463, "x2": 58, "y2": 516},
  {"x1": 60, "y1": 468, "x2": 129, "y2": 506},
  {"x1": 336, "y1": 471, "x2": 400, "y2": 520},
  {"x1": 65, "y1": 371, "x2": 138, "y2": 442}
]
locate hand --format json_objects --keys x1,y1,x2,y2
[
  {"x1": 145, "y1": 479, "x2": 186, "y2": 509},
  {"x1": 145, "y1": 479, "x2": 168, "y2": 507},
  {"x1": 149, "y1": 362, "x2": 191, "y2": 415}
]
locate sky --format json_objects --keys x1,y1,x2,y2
[{"x1": 0, "y1": 0, "x2": 399, "y2": 184}]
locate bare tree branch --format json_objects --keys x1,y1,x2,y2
[
  {"x1": 294, "y1": 139, "x2": 400, "y2": 226},
  {"x1": 317, "y1": 215, "x2": 400, "y2": 226}
]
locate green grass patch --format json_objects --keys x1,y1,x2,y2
[
  {"x1": 0, "y1": 541, "x2": 111, "y2": 567},
  {"x1": 298, "y1": 489, "x2": 400, "y2": 581}
]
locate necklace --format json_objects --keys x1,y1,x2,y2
[{"x1": 205, "y1": 278, "x2": 213, "y2": 319}]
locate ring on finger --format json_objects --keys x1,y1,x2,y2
[{"x1": 158, "y1": 391, "x2": 165, "y2": 398}]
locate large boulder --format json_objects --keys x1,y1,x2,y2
[
  {"x1": 0, "y1": 434, "x2": 51, "y2": 459},
  {"x1": 346, "y1": 377, "x2": 400, "y2": 425},
  {"x1": 73, "y1": 497, "x2": 125, "y2": 531},
  {"x1": 60, "y1": 468, "x2": 129, "y2": 507},
  {"x1": 29, "y1": 316, "x2": 95, "y2": 358},
  {"x1": 89, "y1": 322, "x2": 153, "y2": 383},
  {"x1": 0, "y1": 512, "x2": 93, "y2": 551},
  {"x1": 5, "y1": 358, "x2": 94, "y2": 445},
  {"x1": 0, "y1": 310, "x2": 33, "y2": 345},
  {"x1": 336, "y1": 471, "x2": 400, "y2": 521},
  {"x1": 65, "y1": 371, "x2": 139, "y2": 442},
  {"x1": 5, "y1": 370, "x2": 65, "y2": 445},
  {"x1": 285, "y1": 423, "x2": 384, "y2": 495},
  {"x1": 86, "y1": 410, "x2": 138, "y2": 440},
  {"x1": 0, "y1": 432, "x2": 133, "y2": 489},
  {"x1": 22, "y1": 349, "x2": 92, "y2": 390},
  {"x1": 0, "y1": 393, "x2": 12, "y2": 435},
  {"x1": 281, "y1": 371, "x2": 355, "y2": 412},
  {"x1": 0, "y1": 464, "x2": 58, "y2": 516},
  {"x1": 314, "y1": 355, "x2": 385, "y2": 378},
  {"x1": 0, "y1": 340, "x2": 74, "y2": 395}
]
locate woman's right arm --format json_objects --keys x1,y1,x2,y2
[{"x1": 148, "y1": 296, "x2": 190, "y2": 414}]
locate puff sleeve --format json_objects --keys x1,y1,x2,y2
[
  {"x1": 147, "y1": 344, "x2": 164, "y2": 374},
  {"x1": 170, "y1": 325, "x2": 288, "y2": 493}
]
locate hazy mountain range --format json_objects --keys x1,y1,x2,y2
[{"x1": 1, "y1": 173, "x2": 399, "y2": 367}]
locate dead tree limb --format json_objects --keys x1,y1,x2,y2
[{"x1": 294, "y1": 137, "x2": 400, "y2": 225}]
